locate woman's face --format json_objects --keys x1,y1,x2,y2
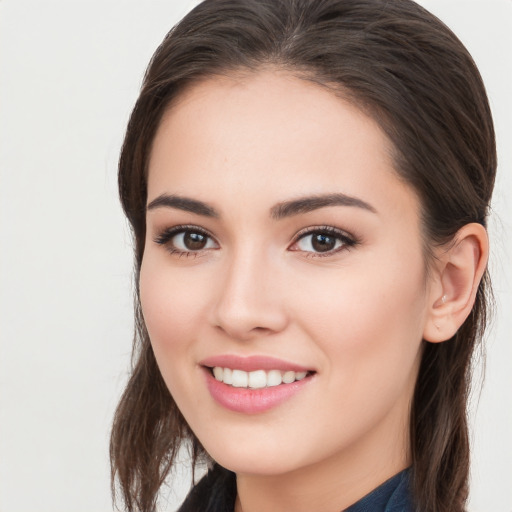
[{"x1": 140, "y1": 71, "x2": 435, "y2": 479}]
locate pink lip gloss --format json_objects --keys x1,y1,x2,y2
[{"x1": 200, "y1": 355, "x2": 315, "y2": 414}]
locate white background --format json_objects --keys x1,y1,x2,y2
[{"x1": 0, "y1": 1, "x2": 510, "y2": 511}]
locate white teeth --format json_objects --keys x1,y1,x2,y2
[
  {"x1": 231, "y1": 369, "x2": 248, "y2": 387},
  {"x1": 282, "y1": 371, "x2": 295, "y2": 384},
  {"x1": 223, "y1": 367, "x2": 233, "y2": 385},
  {"x1": 213, "y1": 367, "x2": 224, "y2": 381},
  {"x1": 267, "y1": 369, "x2": 282, "y2": 387},
  {"x1": 248, "y1": 370, "x2": 267, "y2": 389},
  {"x1": 211, "y1": 367, "x2": 310, "y2": 388}
]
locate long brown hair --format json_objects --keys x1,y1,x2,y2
[{"x1": 110, "y1": 1, "x2": 496, "y2": 510}]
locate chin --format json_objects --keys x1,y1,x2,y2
[
  {"x1": 212, "y1": 452, "x2": 297, "y2": 477},
  {"x1": 200, "y1": 432, "x2": 320, "y2": 477}
]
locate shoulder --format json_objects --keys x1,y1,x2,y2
[
  {"x1": 177, "y1": 464, "x2": 237, "y2": 512},
  {"x1": 386, "y1": 469, "x2": 415, "y2": 512},
  {"x1": 345, "y1": 469, "x2": 416, "y2": 512}
]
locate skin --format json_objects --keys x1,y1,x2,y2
[{"x1": 139, "y1": 70, "x2": 487, "y2": 512}]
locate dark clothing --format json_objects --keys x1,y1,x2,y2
[
  {"x1": 344, "y1": 469, "x2": 413, "y2": 512},
  {"x1": 178, "y1": 465, "x2": 237, "y2": 512},
  {"x1": 178, "y1": 464, "x2": 414, "y2": 511}
]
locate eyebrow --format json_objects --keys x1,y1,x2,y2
[
  {"x1": 147, "y1": 194, "x2": 219, "y2": 218},
  {"x1": 146, "y1": 192, "x2": 376, "y2": 219},
  {"x1": 270, "y1": 193, "x2": 377, "y2": 219}
]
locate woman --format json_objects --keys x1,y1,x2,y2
[{"x1": 110, "y1": 0, "x2": 496, "y2": 511}]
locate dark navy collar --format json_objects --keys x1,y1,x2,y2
[
  {"x1": 344, "y1": 468, "x2": 413, "y2": 512},
  {"x1": 178, "y1": 465, "x2": 414, "y2": 512}
]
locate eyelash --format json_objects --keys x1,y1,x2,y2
[
  {"x1": 153, "y1": 224, "x2": 216, "y2": 258},
  {"x1": 291, "y1": 225, "x2": 358, "y2": 258},
  {"x1": 153, "y1": 224, "x2": 358, "y2": 258}
]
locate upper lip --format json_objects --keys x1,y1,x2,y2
[{"x1": 199, "y1": 354, "x2": 313, "y2": 373}]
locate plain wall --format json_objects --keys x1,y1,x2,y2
[{"x1": 0, "y1": 1, "x2": 510, "y2": 511}]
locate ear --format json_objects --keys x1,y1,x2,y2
[{"x1": 423, "y1": 223, "x2": 489, "y2": 343}]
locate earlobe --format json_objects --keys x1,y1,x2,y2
[{"x1": 423, "y1": 223, "x2": 489, "y2": 343}]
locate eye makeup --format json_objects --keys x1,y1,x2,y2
[
  {"x1": 152, "y1": 223, "x2": 359, "y2": 259},
  {"x1": 153, "y1": 224, "x2": 219, "y2": 257},
  {"x1": 289, "y1": 225, "x2": 358, "y2": 258}
]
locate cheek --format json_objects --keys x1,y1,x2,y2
[
  {"x1": 291, "y1": 264, "x2": 427, "y2": 449},
  {"x1": 139, "y1": 254, "x2": 209, "y2": 367},
  {"x1": 293, "y1": 256, "x2": 427, "y2": 379}
]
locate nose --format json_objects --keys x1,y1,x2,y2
[{"x1": 210, "y1": 248, "x2": 289, "y2": 341}]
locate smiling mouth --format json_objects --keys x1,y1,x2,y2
[{"x1": 208, "y1": 367, "x2": 314, "y2": 389}]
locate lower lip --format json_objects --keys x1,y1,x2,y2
[{"x1": 204, "y1": 368, "x2": 313, "y2": 414}]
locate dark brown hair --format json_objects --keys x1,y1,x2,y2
[{"x1": 111, "y1": 1, "x2": 496, "y2": 511}]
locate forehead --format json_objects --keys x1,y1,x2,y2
[{"x1": 147, "y1": 70, "x2": 420, "y2": 224}]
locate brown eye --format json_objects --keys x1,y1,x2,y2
[
  {"x1": 154, "y1": 226, "x2": 218, "y2": 254},
  {"x1": 183, "y1": 231, "x2": 208, "y2": 250},
  {"x1": 291, "y1": 228, "x2": 356, "y2": 256},
  {"x1": 311, "y1": 233, "x2": 337, "y2": 252},
  {"x1": 296, "y1": 231, "x2": 342, "y2": 253}
]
